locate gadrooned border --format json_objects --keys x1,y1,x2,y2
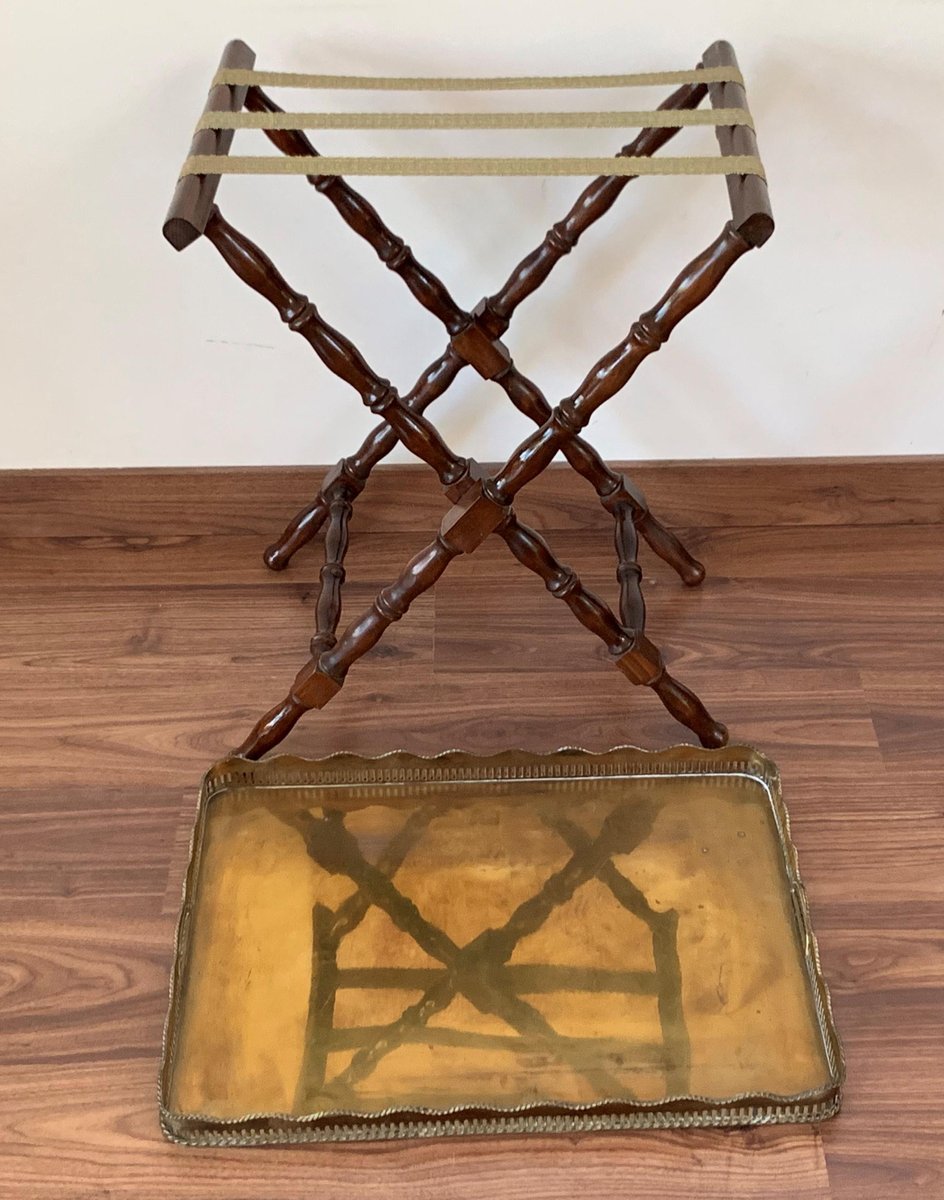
[{"x1": 159, "y1": 744, "x2": 844, "y2": 1145}]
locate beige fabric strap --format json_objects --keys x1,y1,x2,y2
[
  {"x1": 212, "y1": 66, "x2": 743, "y2": 91},
  {"x1": 197, "y1": 107, "x2": 753, "y2": 132},
  {"x1": 180, "y1": 153, "x2": 765, "y2": 179}
]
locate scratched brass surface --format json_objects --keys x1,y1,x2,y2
[{"x1": 160, "y1": 747, "x2": 842, "y2": 1144}]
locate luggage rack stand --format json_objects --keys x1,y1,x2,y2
[{"x1": 163, "y1": 37, "x2": 773, "y2": 759}]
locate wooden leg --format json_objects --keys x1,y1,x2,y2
[
  {"x1": 205, "y1": 209, "x2": 473, "y2": 500},
  {"x1": 613, "y1": 502, "x2": 646, "y2": 633},
  {"x1": 249, "y1": 83, "x2": 710, "y2": 586},
  {"x1": 264, "y1": 352, "x2": 463, "y2": 571},
  {"x1": 309, "y1": 485, "x2": 353, "y2": 657},
  {"x1": 613, "y1": 632, "x2": 728, "y2": 749},
  {"x1": 230, "y1": 229, "x2": 748, "y2": 757},
  {"x1": 493, "y1": 371, "x2": 705, "y2": 590},
  {"x1": 496, "y1": 513, "x2": 633, "y2": 657},
  {"x1": 635, "y1": 509, "x2": 705, "y2": 587},
  {"x1": 264, "y1": 493, "x2": 330, "y2": 570},
  {"x1": 651, "y1": 672, "x2": 728, "y2": 749},
  {"x1": 240, "y1": 502, "x2": 725, "y2": 759},
  {"x1": 235, "y1": 532, "x2": 462, "y2": 758},
  {"x1": 497, "y1": 514, "x2": 726, "y2": 748},
  {"x1": 236, "y1": 696, "x2": 309, "y2": 760}
]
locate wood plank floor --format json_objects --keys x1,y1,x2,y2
[{"x1": 1, "y1": 458, "x2": 941, "y2": 1199}]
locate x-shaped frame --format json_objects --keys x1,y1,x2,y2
[
  {"x1": 164, "y1": 40, "x2": 774, "y2": 760},
  {"x1": 278, "y1": 796, "x2": 690, "y2": 1110}
]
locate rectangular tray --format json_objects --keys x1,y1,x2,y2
[{"x1": 160, "y1": 745, "x2": 843, "y2": 1145}]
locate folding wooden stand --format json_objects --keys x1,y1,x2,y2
[{"x1": 163, "y1": 38, "x2": 773, "y2": 759}]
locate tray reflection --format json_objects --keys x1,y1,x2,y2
[{"x1": 161, "y1": 748, "x2": 841, "y2": 1143}]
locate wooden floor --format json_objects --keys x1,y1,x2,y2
[{"x1": 1, "y1": 458, "x2": 942, "y2": 1199}]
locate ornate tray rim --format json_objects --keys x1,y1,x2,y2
[{"x1": 159, "y1": 744, "x2": 844, "y2": 1145}]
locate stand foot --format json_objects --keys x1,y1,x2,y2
[
  {"x1": 236, "y1": 696, "x2": 308, "y2": 759},
  {"x1": 651, "y1": 671, "x2": 728, "y2": 748},
  {"x1": 264, "y1": 496, "x2": 331, "y2": 571},
  {"x1": 635, "y1": 511, "x2": 706, "y2": 587}
]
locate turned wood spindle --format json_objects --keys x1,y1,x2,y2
[
  {"x1": 486, "y1": 80, "x2": 709, "y2": 323},
  {"x1": 236, "y1": 531, "x2": 464, "y2": 757},
  {"x1": 245, "y1": 86, "x2": 469, "y2": 335},
  {"x1": 633, "y1": 508, "x2": 705, "y2": 587},
  {"x1": 488, "y1": 223, "x2": 750, "y2": 507},
  {"x1": 613, "y1": 505, "x2": 646, "y2": 634},
  {"x1": 651, "y1": 673, "x2": 728, "y2": 750},
  {"x1": 240, "y1": 503, "x2": 727, "y2": 758},
  {"x1": 256, "y1": 81, "x2": 710, "y2": 586},
  {"x1": 497, "y1": 514, "x2": 633, "y2": 656},
  {"x1": 492, "y1": 360, "x2": 704, "y2": 584},
  {"x1": 496, "y1": 513, "x2": 721, "y2": 746},
  {"x1": 310, "y1": 487, "x2": 353, "y2": 656},
  {"x1": 203, "y1": 208, "x2": 472, "y2": 494},
  {"x1": 318, "y1": 534, "x2": 460, "y2": 683},
  {"x1": 236, "y1": 226, "x2": 750, "y2": 759},
  {"x1": 264, "y1": 492, "x2": 332, "y2": 572},
  {"x1": 264, "y1": 350, "x2": 464, "y2": 570}
]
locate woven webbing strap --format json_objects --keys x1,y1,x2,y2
[
  {"x1": 180, "y1": 154, "x2": 764, "y2": 178},
  {"x1": 183, "y1": 64, "x2": 764, "y2": 180},
  {"x1": 213, "y1": 66, "x2": 743, "y2": 91},
  {"x1": 197, "y1": 107, "x2": 753, "y2": 132}
]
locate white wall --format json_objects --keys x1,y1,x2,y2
[{"x1": 3, "y1": 0, "x2": 943, "y2": 468}]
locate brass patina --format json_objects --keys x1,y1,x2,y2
[{"x1": 160, "y1": 746, "x2": 842, "y2": 1144}]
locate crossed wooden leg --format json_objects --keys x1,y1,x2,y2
[
  {"x1": 211, "y1": 216, "x2": 749, "y2": 757},
  {"x1": 249, "y1": 79, "x2": 708, "y2": 591}
]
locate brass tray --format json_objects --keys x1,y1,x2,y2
[{"x1": 160, "y1": 746, "x2": 843, "y2": 1145}]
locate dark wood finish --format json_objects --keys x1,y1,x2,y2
[
  {"x1": 493, "y1": 511, "x2": 725, "y2": 745},
  {"x1": 497, "y1": 512, "x2": 633, "y2": 655},
  {"x1": 197, "y1": 214, "x2": 746, "y2": 752},
  {"x1": 237, "y1": 531, "x2": 464, "y2": 757},
  {"x1": 485, "y1": 80, "x2": 709, "y2": 321},
  {"x1": 249, "y1": 78, "x2": 710, "y2": 583},
  {"x1": 490, "y1": 361, "x2": 705, "y2": 585},
  {"x1": 2, "y1": 460, "x2": 942, "y2": 1196},
  {"x1": 203, "y1": 209, "x2": 473, "y2": 495},
  {"x1": 613, "y1": 503, "x2": 646, "y2": 632},
  {"x1": 162, "y1": 39, "x2": 255, "y2": 251},
  {"x1": 701, "y1": 40, "x2": 775, "y2": 248},
  {"x1": 488, "y1": 224, "x2": 750, "y2": 505},
  {"x1": 244, "y1": 85, "x2": 469, "y2": 334},
  {"x1": 233, "y1": 694, "x2": 313, "y2": 760},
  {"x1": 649, "y1": 670, "x2": 728, "y2": 749},
  {"x1": 633, "y1": 504, "x2": 706, "y2": 586},
  {"x1": 263, "y1": 352, "x2": 464, "y2": 569},
  {"x1": 206, "y1": 209, "x2": 749, "y2": 754},
  {"x1": 164, "y1": 44, "x2": 768, "y2": 756},
  {"x1": 230, "y1": 223, "x2": 753, "y2": 758},
  {"x1": 310, "y1": 485, "x2": 353, "y2": 657}
]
